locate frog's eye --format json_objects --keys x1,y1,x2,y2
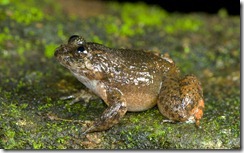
[
  {"x1": 68, "y1": 35, "x2": 79, "y2": 43},
  {"x1": 77, "y1": 46, "x2": 87, "y2": 54}
]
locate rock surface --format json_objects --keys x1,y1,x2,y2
[{"x1": 0, "y1": 0, "x2": 240, "y2": 149}]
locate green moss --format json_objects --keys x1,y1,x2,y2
[
  {"x1": 164, "y1": 17, "x2": 203, "y2": 34},
  {"x1": 0, "y1": 0, "x2": 10, "y2": 5},
  {"x1": 6, "y1": 1, "x2": 44, "y2": 25},
  {"x1": 0, "y1": 0, "x2": 63, "y2": 59},
  {"x1": 106, "y1": 2, "x2": 168, "y2": 36},
  {"x1": 45, "y1": 43, "x2": 58, "y2": 58},
  {"x1": 0, "y1": 0, "x2": 240, "y2": 149},
  {"x1": 57, "y1": 24, "x2": 66, "y2": 41},
  {"x1": 218, "y1": 9, "x2": 228, "y2": 18},
  {"x1": 91, "y1": 35, "x2": 104, "y2": 44},
  {"x1": 0, "y1": 27, "x2": 12, "y2": 45},
  {"x1": 105, "y1": 2, "x2": 202, "y2": 37}
]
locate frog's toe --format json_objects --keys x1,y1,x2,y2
[
  {"x1": 60, "y1": 94, "x2": 76, "y2": 100},
  {"x1": 60, "y1": 93, "x2": 84, "y2": 105},
  {"x1": 82, "y1": 125, "x2": 97, "y2": 135},
  {"x1": 162, "y1": 119, "x2": 177, "y2": 124},
  {"x1": 193, "y1": 99, "x2": 204, "y2": 127},
  {"x1": 82, "y1": 127, "x2": 92, "y2": 135},
  {"x1": 68, "y1": 96, "x2": 86, "y2": 105}
]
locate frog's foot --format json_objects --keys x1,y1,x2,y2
[
  {"x1": 82, "y1": 100, "x2": 127, "y2": 134},
  {"x1": 192, "y1": 98, "x2": 204, "y2": 127},
  {"x1": 60, "y1": 90, "x2": 98, "y2": 105},
  {"x1": 162, "y1": 119, "x2": 177, "y2": 124}
]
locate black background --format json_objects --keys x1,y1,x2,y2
[{"x1": 114, "y1": 0, "x2": 240, "y2": 15}]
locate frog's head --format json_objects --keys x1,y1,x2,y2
[
  {"x1": 55, "y1": 35, "x2": 88, "y2": 70},
  {"x1": 55, "y1": 35, "x2": 108, "y2": 99},
  {"x1": 54, "y1": 35, "x2": 90, "y2": 71},
  {"x1": 54, "y1": 35, "x2": 105, "y2": 79}
]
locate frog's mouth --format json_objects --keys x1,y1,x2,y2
[
  {"x1": 58, "y1": 55, "x2": 73, "y2": 67},
  {"x1": 57, "y1": 54, "x2": 86, "y2": 71},
  {"x1": 55, "y1": 48, "x2": 70, "y2": 66}
]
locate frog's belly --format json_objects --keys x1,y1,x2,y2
[{"x1": 126, "y1": 92, "x2": 158, "y2": 112}]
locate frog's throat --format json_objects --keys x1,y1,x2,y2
[{"x1": 71, "y1": 72, "x2": 108, "y2": 103}]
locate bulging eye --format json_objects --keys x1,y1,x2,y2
[
  {"x1": 68, "y1": 35, "x2": 79, "y2": 43},
  {"x1": 77, "y1": 46, "x2": 86, "y2": 54}
]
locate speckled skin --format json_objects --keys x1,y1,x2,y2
[{"x1": 54, "y1": 35, "x2": 204, "y2": 133}]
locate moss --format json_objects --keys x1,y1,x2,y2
[
  {"x1": 57, "y1": 24, "x2": 66, "y2": 41},
  {"x1": 0, "y1": 0, "x2": 64, "y2": 59},
  {"x1": 91, "y1": 35, "x2": 103, "y2": 44},
  {"x1": 164, "y1": 16, "x2": 203, "y2": 34},
  {"x1": 0, "y1": 27, "x2": 12, "y2": 46},
  {"x1": 0, "y1": 0, "x2": 10, "y2": 5},
  {"x1": 5, "y1": 1, "x2": 44, "y2": 25},
  {"x1": 45, "y1": 43, "x2": 58, "y2": 58},
  {"x1": 218, "y1": 8, "x2": 228, "y2": 18},
  {"x1": 104, "y1": 2, "x2": 203, "y2": 37},
  {"x1": 0, "y1": 0, "x2": 240, "y2": 149},
  {"x1": 105, "y1": 2, "x2": 168, "y2": 37}
]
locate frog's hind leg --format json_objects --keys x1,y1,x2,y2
[{"x1": 157, "y1": 74, "x2": 204, "y2": 126}]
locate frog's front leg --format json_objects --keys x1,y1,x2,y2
[
  {"x1": 60, "y1": 90, "x2": 98, "y2": 105},
  {"x1": 83, "y1": 88, "x2": 127, "y2": 134}
]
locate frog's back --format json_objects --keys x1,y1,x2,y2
[{"x1": 88, "y1": 43, "x2": 173, "y2": 73}]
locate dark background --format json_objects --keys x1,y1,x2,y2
[{"x1": 115, "y1": 0, "x2": 240, "y2": 15}]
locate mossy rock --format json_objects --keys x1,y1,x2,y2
[{"x1": 0, "y1": 0, "x2": 240, "y2": 149}]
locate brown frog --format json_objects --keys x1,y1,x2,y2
[{"x1": 54, "y1": 35, "x2": 204, "y2": 134}]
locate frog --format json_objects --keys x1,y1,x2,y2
[{"x1": 54, "y1": 35, "x2": 204, "y2": 134}]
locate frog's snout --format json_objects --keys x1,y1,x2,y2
[
  {"x1": 54, "y1": 47, "x2": 59, "y2": 57},
  {"x1": 54, "y1": 45, "x2": 62, "y2": 57},
  {"x1": 54, "y1": 45, "x2": 68, "y2": 57}
]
